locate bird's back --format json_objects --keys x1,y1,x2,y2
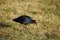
[
  {"x1": 13, "y1": 15, "x2": 36, "y2": 25},
  {"x1": 22, "y1": 17, "x2": 33, "y2": 24}
]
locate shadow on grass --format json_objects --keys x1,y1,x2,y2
[
  {"x1": 0, "y1": 22, "x2": 12, "y2": 27},
  {"x1": 45, "y1": 32, "x2": 59, "y2": 40}
]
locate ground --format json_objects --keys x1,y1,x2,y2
[{"x1": 0, "y1": 0, "x2": 60, "y2": 40}]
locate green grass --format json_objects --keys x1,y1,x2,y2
[{"x1": 0, "y1": 0, "x2": 60, "y2": 40}]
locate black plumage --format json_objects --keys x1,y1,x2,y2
[{"x1": 13, "y1": 15, "x2": 36, "y2": 25}]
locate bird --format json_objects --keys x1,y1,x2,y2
[{"x1": 13, "y1": 15, "x2": 37, "y2": 25}]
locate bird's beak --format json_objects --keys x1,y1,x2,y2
[{"x1": 35, "y1": 20, "x2": 37, "y2": 25}]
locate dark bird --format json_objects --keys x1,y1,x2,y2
[{"x1": 13, "y1": 15, "x2": 37, "y2": 25}]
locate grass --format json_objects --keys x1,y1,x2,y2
[
  {"x1": 45, "y1": 32, "x2": 59, "y2": 40},
  {"x1": 0, "y1": 0, "x2": 60, "y2": 40}
]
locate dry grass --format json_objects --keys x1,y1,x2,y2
[{"x1": 0, "y1": 0, "x2": 60, "y2": 40}]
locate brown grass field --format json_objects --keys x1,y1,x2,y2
[{"x1": 0, "y1": 0, "x2": 60, "y2": 40}]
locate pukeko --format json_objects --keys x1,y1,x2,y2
[{"x1": 13, "y1": 15, "x2": 37, "y2": 25}]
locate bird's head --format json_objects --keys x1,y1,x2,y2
[{"x1": 32, "y1": 20, "x2": 37, "y2": 25}]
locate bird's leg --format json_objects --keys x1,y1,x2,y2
[
  {"x1": 22, "y1": 25, "x2": 33, "y2": 36},
  {"x1": 22, "y1": 25, "x2": 28, "y2": 30}
]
